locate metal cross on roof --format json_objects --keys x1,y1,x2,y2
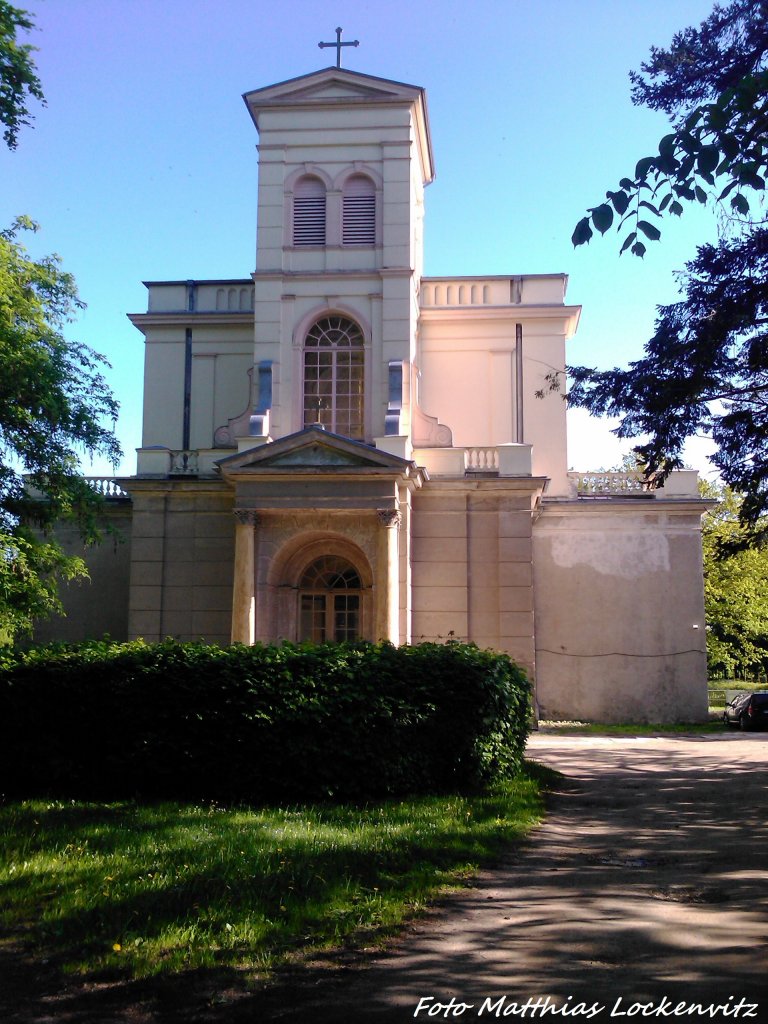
[{"x1": 318, "y1": 27, "x2": 359, "y2": 68}]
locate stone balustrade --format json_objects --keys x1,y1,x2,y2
[
  {"x1": 464, "y1": 447, "x2": 499, "y2": 472},
  {"x1": 420, "y1": 274, "x2": 568, "y2": 309},
  {"x1": 25, "y1": 476, "x2": 130, "y2": 500},
  {"x1": 169, "y1": 450, "x2": 199, "y2": 475},
  {"x1": 568, "y1": 469, "x2": 701, "y2": 498},
  {"x1": 412, "y1": 443, "x2": 532, "y2": 477},
  {"x1": 125, "y1": 451, "x2": 704, "y2": 494},
  {"x1": 136, "y1": 447, "x2": 213, "y2": 476},
  {"x1": 84, "y1": 476, "x2": 130, "y2": 499},
  {"x1": 569, "y1": 470, "x2": 653, "y2": 494}
]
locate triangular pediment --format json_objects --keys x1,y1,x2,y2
[
  {"x1": 217, "y1": 427, "x2": 415, "y2": 476},
  {"x1": 263, "y1": 442, "x2": 376, "y2": 469},
  {"x1": 286, "y1": 81, "x2": 397, "y2": 103},
  {"x1": 243, "y1": 68, "x2": 424, "y2": 112}
]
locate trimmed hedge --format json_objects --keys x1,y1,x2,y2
[{"x1": 0, "y1": 640, "x2": 531, "y2": 802}]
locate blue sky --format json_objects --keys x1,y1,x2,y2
[{"x1": 1, "y1": 0, "x2": 720, "y2": 476}]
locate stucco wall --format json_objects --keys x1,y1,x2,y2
[
  {"x1": 126, "y1": 482, "x2": 235, "y2": 644},
  {"x1": 532, "y1": 500, "x2": 709, "y2": 723},
  {"x1": 32, "y1": 505, "x2": 133, "y2": 644},
  {"x1": 417, "y1": 301, "x2": 575, "y2": 495},
  {"x1": 135, "y1": 310, "x2": 255, "y2": 459},
  {"x1": 411, "y1": 480, "x2": 538, "y2": 678}
]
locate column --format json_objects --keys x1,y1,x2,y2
[
  {"x1": 231, "y1": 510, "x2": 259, "y2": 644},
  {"x1": 377, "y1": 508, "x2": 401, "y2": 643}
]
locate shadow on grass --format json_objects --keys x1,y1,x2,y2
[
  {"x1": 3, "y1": 741, "x2": 767, "y2": 1022},
  {"x1": 0, "y1": 778, "x2": 544, "y2": 1023}
]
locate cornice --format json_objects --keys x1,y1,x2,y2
[
  {"x1": 253, "y1": 267, "x2": 413, "y2": 281},
  {"x1": 419, "y1": 304, "x2": 582, "y2": 324},
  {"x1": 421, "y1": 273, "x2": 568, "y2": 284},
  {"x1": 141, "y1": 278, "x2": 253, "y2": 287},
  {"x1": 420, "y1": 476, "x2": 548, "y2": 495},
  {"x1": 117, "y1": 477, "x2": 228, "y2": 495},
  {"x1": 539, "y1": 497, "x2": 714, "y2": 518},
  {"x1": 127, "y1": 312, "x2": 253, "y2": 330}
]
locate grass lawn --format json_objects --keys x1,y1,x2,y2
[
  {"x1": 538, "y1": 720, "x2": 724, "y2": 735},
  {"x1": 0, "y1": 774, "x2": 544, "y2": 982}
]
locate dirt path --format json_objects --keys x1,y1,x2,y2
[
  {"x1": 262, "y1": 733, "x2": 768, "y2": 1022},
  {"x1": 3, "y1": 734, "x2": 767, "y2": 1022}
]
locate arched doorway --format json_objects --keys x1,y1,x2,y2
[{"x1": 298, "y1": 554, "x2": 362, "y2": 642}]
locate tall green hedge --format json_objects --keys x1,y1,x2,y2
[{"x1": 0, "y1": 640, "x2": 530, "y2": 803}]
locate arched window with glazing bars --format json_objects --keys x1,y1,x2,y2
[
  {"x1": 298, "y1": 555, "x2": 362, "y2": 642},
  {"x1": 303, "y1": 315, "x2": 364, "y2": 439}
]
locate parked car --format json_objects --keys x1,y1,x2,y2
[{"x1": 723, "y1": 692, "x2": 768, "y2": 731}]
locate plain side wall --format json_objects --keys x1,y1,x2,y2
[
  {"x1": 532, "y1": 502, "x2": 709, "y2": 723},
  {"x1": 126, "y1": 482, "x2": 234, "y2": 644},
  {"x1": 32, "y1": 506, "x2": 133, "y2": 643},
  {"x1": 411, "y1": 480, "x2": 537, "y2": 679}
]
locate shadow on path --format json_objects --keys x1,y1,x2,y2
[{"x1": 2, "y1": 735, "x2": 766, "y2": 1022}]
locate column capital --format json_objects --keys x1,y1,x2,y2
[
  {"x1": 377, "y1": 508, "x2": 402, "y2": 529},
  {"x1": 233, "y1": 509, "x2": 260, "y2": 527}
]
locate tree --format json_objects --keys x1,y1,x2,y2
[
  {"x1": 701, "y1": 481, "x2": 768, "y2": 678},
  {"x1": 0, "y1": 218, "x2": 121, "y2": 642},
  {"x1": 2, "y1": 12, "x2": 120, "y2": 642},
  {"x1": 568, "y1": 1, "x2": 768, "y2": 540},
  {"x1": 573, "y1": 0, "x2": 768, "y2": 255},
  {"x1": 0, "y1": 2, "x2": 45, "y2": 149}
]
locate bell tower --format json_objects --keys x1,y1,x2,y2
[{"x1": 242, "y1": 67, "x2": 435, "y2": 445}]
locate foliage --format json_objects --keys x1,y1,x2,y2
[
  {"x1": 701, "y1": 480, "x2": 768, "y2": 677},
  {"x1": 0, "y1": 782, "x2": 544, "y2": 980},
  {"x1": 568, "y1": 229, "x2": 768, "y2": 528},
  {"x1": 0, "y1": 532, "x2": 87, "y2": 644},
  {"x1": 0, "y1": 639, "x2": 532, "y2": 803},
  {"x1": 0, "y1": 1, "x2": 44, "y2": 149},
  {"x1": 572, "y1": 0, "x2": 768, "y2": 255},
  {"x1": 2, "y1": 12, "x2": 119, "y2": 640},
  {"x1": 567, "y1": 1, "x2": 768, "y2": 538},
  {"x1": 0, "y1": 218, "x2": 121, "y2": 640}
]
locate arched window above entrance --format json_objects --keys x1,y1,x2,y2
[
  {"x1": 298, "y1": 555, "x2": 362, "y2": 643},
  {"x1": 303, "y1": 315, "x2": 364, "y2": 439}
]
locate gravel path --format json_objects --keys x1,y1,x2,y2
[{"x1": 270, "y1": 733, "x2": 768, "y2": 1023}]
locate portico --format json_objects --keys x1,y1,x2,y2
[{"x1": 218, "y1": 427, "x2": 424, "y2": 646}]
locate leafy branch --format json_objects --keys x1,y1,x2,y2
[
  {"x1": 574, "y1": 69, "x2": 768, "y2": 254},
  {"x1": 573, "y1": 0, "x2": 768, "y2": 254},
  {"x1": 0, "y1": 2, "x2": 45, "y2": 150}
]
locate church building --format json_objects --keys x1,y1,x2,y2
[{"x1": 48, "y1": 60, "x2": 712, "y2": 723}]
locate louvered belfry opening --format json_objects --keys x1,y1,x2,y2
[
  {"x1": 293, "y1": 176, "x2": 326, "y2": 245},
  {"x1": 303, "y1": 315, "x2": 364, "y2": 439},
  {"x1": 342, "y1": 175, "x2": 375, "y2": 245}
]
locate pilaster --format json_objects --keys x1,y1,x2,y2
[
  {"x1": 376, "y1": 508, "x2": 402, "y2": 643},
  {"x1": 231, "y1": 510, "x2": 259, "y2": 644}
]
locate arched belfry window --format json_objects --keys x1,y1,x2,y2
[
  {"x1": 299, "y1": 556, "x2": 362, "y2": 642},
  {"x1": 342, "y1": 174, "x2": 375, "y2": 245},
  {"x1": 293, "y1": 176, "x2": 326, "y2": 246},
  {"x1": 303, "y1": 315, "x2": 364, "y2": 439}
]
